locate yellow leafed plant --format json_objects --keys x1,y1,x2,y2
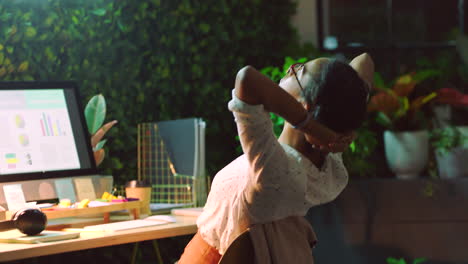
[{"x1": 367, "y1": 70, "x2": 440, "y2": 131}]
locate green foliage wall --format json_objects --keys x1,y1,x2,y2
[{"x1": 0, "y1": 0, "x2": 299, "y2": 184}]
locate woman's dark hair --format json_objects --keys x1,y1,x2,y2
[{"x1": 302, "y1": 59, "x2": 369, "y2": 133}]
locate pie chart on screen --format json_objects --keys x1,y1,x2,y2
[
  {"x1": 15, "y1": 114, "x2": 25, "y2": 128},
  {"x1": 19, "y1": 134, "x2": 29, "y2": 146}
]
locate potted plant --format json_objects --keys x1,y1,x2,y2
[
  {"x1": 84, "y1": 94, "x2": 117, "y2": 166},
  {"x1": 368, "y1": 70, "x2": 440, "y2": 179},
  {"x1": 430, "y1": 126, "x2": 468, "y2": 178},
  {"x1": 429, "y1": 87, "x2": 468, "y2": 178}
]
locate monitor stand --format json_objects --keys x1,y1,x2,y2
[{"x1": 0, "y1": 175, "x2": 113, "y2": 212}]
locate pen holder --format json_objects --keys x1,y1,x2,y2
[{"x1": 125, "y1": 180, "x2": 151, "y2": 215}]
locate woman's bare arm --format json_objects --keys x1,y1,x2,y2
[
  {"x1": 234, "y1": 65, "x2": 344, "y2": 149},
  {"x1": 234, "y1": 65, "x2": 307, "y2": 126}
]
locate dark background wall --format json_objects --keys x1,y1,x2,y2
[
  {"x1": 307, "y1": 178, "x2": 468, "y2": 264},
  {"x1": 0, "y1": 0, "x2": 302, "y2": 185}
]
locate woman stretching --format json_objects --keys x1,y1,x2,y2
[{"x1": 179, "y1": 53, "x2": 373, "y2": 263}]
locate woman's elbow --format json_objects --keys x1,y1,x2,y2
[
  {"x1": 236, "y1": 65, "x2": 256, "y2": 84},
  {"x1": 235, "y1": 65, "x2": 261, "y2": 104}
]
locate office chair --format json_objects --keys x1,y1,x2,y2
[{"x1": 218, "y1": 229, "x2": 255, "y2": 264}]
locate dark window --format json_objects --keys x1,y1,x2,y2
[{"x1": 318, "y1": 0, "x2": 466, "y2": 51}]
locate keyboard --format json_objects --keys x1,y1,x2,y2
[{"x1": 84, "y1": 219, "x2": 168, "y2": 232}]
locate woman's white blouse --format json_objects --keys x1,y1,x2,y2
[{"x1": 197, "y1": 90, "x2": 349, "y2": 254}]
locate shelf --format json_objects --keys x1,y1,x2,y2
[{"x1": 5, "y1": 200, "x2": 142, "y2": 223}]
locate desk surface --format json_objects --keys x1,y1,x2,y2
[{"x1": 0, "y1": 215, "x2": 198, "y2": 262}]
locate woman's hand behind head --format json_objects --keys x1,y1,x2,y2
[
  {"x1": 306, "y1": 132, "x2": 356, "y2": 153},
  {"x1": 349, "y1": 53, "x2": 374, "y2": 90},
  {"x1": 299, "y1": 115, "x2": 357, "y2": 153}
]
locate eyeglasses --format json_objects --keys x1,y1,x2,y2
[
  {"x1": 288, "y1": 62, "x2": 371, "y2": 105},
  {"x1": 287, "y1": 63, "x2": 305, "y2": 91}
]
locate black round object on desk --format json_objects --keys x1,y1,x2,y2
[{"x1": 0, "y1": 208, "x2": 47, "y2": 236}]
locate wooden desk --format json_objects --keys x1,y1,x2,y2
[{"x1": 0, "y1": 215, "x2": 198, "y2": 262}]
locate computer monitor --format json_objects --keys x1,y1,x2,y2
[{"x1": 0, "y1": 81, "x2": 97, "y2": 183}]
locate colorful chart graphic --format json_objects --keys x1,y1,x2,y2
[
  {"x1": 5, "y1": 153, "x2": 17, "y2": 169},
  {"x1": 18, "y1": 134, "x2": 29, "y2": 146},
  {"x1": 40, "y1": 112, "x2": 64, "y2": 136},
  {"x1": 15, "y1": 114, "x2": 25, "y2": 128}
]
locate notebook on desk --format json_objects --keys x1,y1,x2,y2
[{"x1": 0, "y1": 230, "x2": 79, "y2": 244}]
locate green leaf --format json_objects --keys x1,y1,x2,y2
[
  {"x1": 386, "y1": 258, "x2": 407, "y2": 264},
  {"x1": 91, "y1": 8, "x2": 107, "y2": 16},
  {"x1": 85, "y1": 94, "x2": 106, "y2": 134},
  {"x1": 45, "y1": 16, "x2": 54, "y2": 26},
  {"x1": 22, "y1": 74, "x2": 34, "y2": 81},
  {"x1": 374, "y1": 72, "x2": 387, "y2": 89},
  {"x1": 376, "y1": 112, "x2": 393, "y2": 128},
  {"x1": 413, "y1": 258, "x2": 427, "y2": 264},
  {"x1": 117, "y1": 20, "x2": 129, "y2": 32},
  {"x1": 394, "y1": 97, "x2": 409, "y2": 118},
  {"x1": 199, "y1": 23, "x2": 210, "y2": 33},
  {"x1": 297, "y1": 57, "x2": 308, "y2": 63},
  {"x1": 269, "y1": 113, "x2": 284, "y2": 138},
  {"x1": 0, "y1": 12, "x2": 12, "y2": 21},
  {"x1": 25, "y1": 27, "x2": 36, "y2": 38},
  {"x1": 94, "y1": 139, "x2": 107, "y2": 151},
  {"x1": 349, "y1": 141, "x2": 356, "y2": 152},
  {"x1": 413, "y1": 69, "x2": 440, "y2": 83}
]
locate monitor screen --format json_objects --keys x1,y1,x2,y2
[{"x1": 0, "y1": 81, "x2": 97, "y2": 182}]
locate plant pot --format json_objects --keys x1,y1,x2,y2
[
  {"x1": 436, "y1": 147, "x2": 468, "y2": 178},
  {"x1": 435, "y1": 126, "x2": 468, "y2": 178},
  {"x1": 384, "y1": 130, "x2": 429, "y2": 179}
]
